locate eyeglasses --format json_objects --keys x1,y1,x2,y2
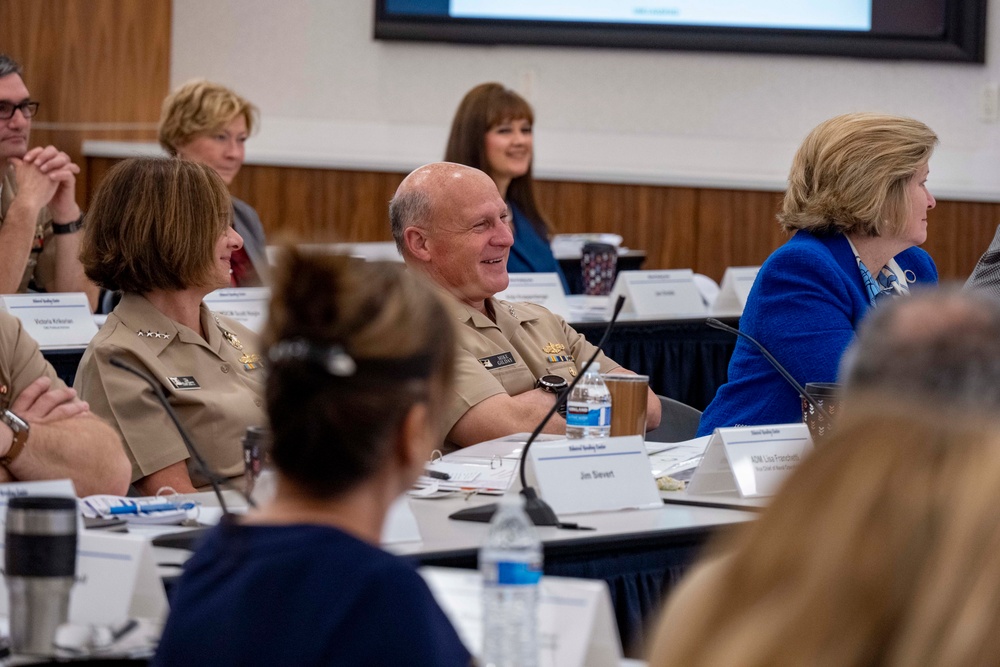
[{"x1": 0, "y1": 101, "x2": 39, "y2": 120}]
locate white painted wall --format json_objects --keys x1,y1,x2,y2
[{"x1": 170, "y1": 0, "x2": 1000, "y2": 200}]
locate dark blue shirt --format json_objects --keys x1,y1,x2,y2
[
  {"x1": 507, "y1": 203, "x2": 570, "y2": 293},
  {"x1": 153, "y1": 520, "x2": 472, "y2": 667}
]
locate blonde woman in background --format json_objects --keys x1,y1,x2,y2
[
  {"x1": 648, "y1": 403, "x2": 1000, "y2": 667},
  {"x1": 159, "y1": 79, "x2": 268, "y2": 286}
]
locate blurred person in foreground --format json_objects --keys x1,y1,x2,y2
[
  {"x1": 839, "y1": 285, "x2": 1000, "y2": 414},
  {"x1": 390, "y1": 161, "x2": 659, "y2": 450},
  {"x1": 153, "y1": 250, "x2": 471, "y2": 666},
  {"x1": 75, "y1": 158, "x2": 265, "y2": 495},
  {"x1": 649, "y1": 403, "x2": 1000, "y2": 667},
  {"x1": 159, "y1": 79, "x2": 268, "y2": 286},
  {"x1": 698, "y1": 113, "x2": 938, "y2": 435},
  {"x1": 445, "y1": 82, "x2": 569, "y2": 291}
]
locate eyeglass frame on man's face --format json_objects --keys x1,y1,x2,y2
[{"x1": 0, "y1": 101, "x2": 39, "y2": 121}]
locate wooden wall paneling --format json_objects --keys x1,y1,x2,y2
[
  {"x1": 694, "y1": 189, "x2": 788, "y2": 282},
  {"x1": 86, "y1": 157, "x2": 1000, "y2": 283},
  {"x1": 921, "y1": 200, "x2": 1000, "y2": 282},
  {"x1": 0, "y1": 0, "x2": 171, "y2": 204}
]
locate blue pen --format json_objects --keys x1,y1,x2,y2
[{"x1": 109, "y1": 502, "x2": 194, "y2": 515}]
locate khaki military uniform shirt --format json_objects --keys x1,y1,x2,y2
[
  {"x1": 74, "y1": 293, "x2": 266, "y2": 489},
  {"x1": 0, "y1": 167, "x2": 55, "y2": 293},
  {"x1": 443, "y1": 296, "x2": 620, "y2": 446},
  {"x1": 0, "y1": 310, "x2": 63, "y2": 412}
]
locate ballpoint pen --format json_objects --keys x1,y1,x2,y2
[{"x1": 109, "y1": 502, "x2": 196, "y2": 515}]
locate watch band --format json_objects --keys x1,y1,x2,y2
[
  {"x1": 0, "y1": 410, "x2": 29, "y2": 466},
  {"x1": 51, "y1": 214, "x2": 84, "y2": 235}
]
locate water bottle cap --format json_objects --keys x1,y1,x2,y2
[{"x1": 587, "y1": 361, "x2": 600, "y2": 374}]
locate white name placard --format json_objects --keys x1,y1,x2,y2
[
  {"x1": 713, "y1": 266, "x2": 760, "y2": 315},
  {"x1": 497, "y1": 273, "x2": 570, "y2": 321},
  {"x1": 0, "y1": 479, "x2": 80, "y2": 532},
  {"x1": 687, "y1": 424, "x2": 812, "y2": 498},
  {"x1": 0, "y1": 293, "x2": 97, "y2": 349},
  {"x1": 381, "y1": 497, "x2": 422, "y2": 545},
  {"x1": 421, "y1": 567, "x2": 622, "y2": 667},
  {"x1": 204, "y1": 287, "x2": 270, "y2": 333},
  {"x1": 528, "y1": 435, "x2": 662, "y2": 515},
  {"x1": 609, "y1": 270, "x2": 707, "y2": 318}
]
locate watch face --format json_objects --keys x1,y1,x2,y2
[{"x1": 538, "y1": 374, "x2": 568, "y2": 392}]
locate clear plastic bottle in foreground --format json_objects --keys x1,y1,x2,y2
[
  {"x1": 479, "y1": 494, "x2": 542, "y2": 667},
  {"x1": 565, "y1": 361, "x2": 612, "y2": 439}
]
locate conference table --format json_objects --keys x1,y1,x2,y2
[{"x1": 391, "y1": 494, "x2": 754, "y2": 655}]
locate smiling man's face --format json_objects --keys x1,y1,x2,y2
[{"x1": 421, "y1": 168, "x2": 513, "y2": 310}]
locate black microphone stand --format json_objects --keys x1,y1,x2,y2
[{"x1": 450, "y1": 296, "x2": 627, "y2": 527}]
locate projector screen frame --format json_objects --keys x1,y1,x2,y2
[{"x1": 373, "y1": 0, "x2": 987, "y2": 63}]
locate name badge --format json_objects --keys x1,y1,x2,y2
[
  {"x1": 479, "y1": 352, "x2": 516, "y2": 370},
  {"x1": 0, "y1": 293, "x2": 98, "y2": 349},
  {"x1": 204, "y1": 287, "x2": 270, "y2": 333},
  {"x1": 713, "y1": 266, "x2": 760, "y2": 315},
  {"x1": 687, "y1": 423, "x2": 812, "y2": 498},
  {"x1": 496, "y1": 273, "x2": 571, "y2": 321},
  {"x1": 168, "y1": 376, "x2": 201, "y2": 390},
  {"x1": 609, "y1": 270, "x2": 707, "y2": 318},
  {"x1": 527, "y1": 435, "x2": 662, "y2": 515}
]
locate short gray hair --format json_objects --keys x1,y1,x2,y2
[
  {"x1": 388, "y1": 188, "x2": 431, "y2": 255},
  {"x1": 0, "y1": 54, "x2": 23, "y2": 81},
  {"x1": 841, "y1": 286, "x2": 1000, "y2": 413}
]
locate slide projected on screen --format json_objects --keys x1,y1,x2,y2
[{"x1": 450, "y1": 0, "x2": 873, "y2": 31}]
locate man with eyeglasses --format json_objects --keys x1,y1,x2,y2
[{"x1": 0, "y1": 54, "x2": 97, "y2": 308}]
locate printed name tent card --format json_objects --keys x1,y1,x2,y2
[
  {"x1": 609, "y1": 270, "x2": 707, "y2": 318},
  {"x1": 687, "y1": 424, "x2": 812, "y2": 498},
  {"x1": 0, "y1": 293, "x2": 98, "y2": 349},
  {"x1": 203, "y1": 287, "x2": 270, "y2": 333},
  {"x1": 713, "y1": 266, "x2": 760, "y2": 315},
  {"x1": 421, "y1": 567, "x2": 622, "y2": 667},
  {"x1": 496, "y1": 273, "x2": 570, "y2": 321},
  {"x1": 528, "y1": 435, "x2": 662, "y2": 515}
]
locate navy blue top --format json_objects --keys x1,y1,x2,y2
[
  {"x1": 507, "y1": 203, "x2": 570, "y2": 293},
  {"x1": 697, "y1": 231, "x2": 938, "y2": 434},
  {"x1": 153, "y1": 520, "x2": 472, "y2": 667}
]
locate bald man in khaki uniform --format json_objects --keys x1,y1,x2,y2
[
  {"x1": 75, "y1": 293, "x2": 265, "y2": 491},
  {"x1": 391, "y1": 162, "x2": 660, "y2": 449},
  {"x1": 0, "y1": 311, "x2": 129, "y2": 495}
]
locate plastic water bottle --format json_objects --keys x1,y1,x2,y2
[
  {"x1": 565, "y1": 361, "x2": 611, "y2": 438},
  {"x1": 480, "y1": 495, "x2": 542, "y2": 667}
]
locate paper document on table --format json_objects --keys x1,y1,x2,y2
[{"x1": 647, "y1": 436, "x2": 711, "y2": 479}]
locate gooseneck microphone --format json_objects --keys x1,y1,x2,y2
[
  {"x1": 109, "y1": 355, "x2": 254, "y2": 514},
  {"x1": 705, "y1": 318, "x2": 831, "y2": 421},
  {"x1": 450, "y1": 295, "x2": 627, "y2": 527}
]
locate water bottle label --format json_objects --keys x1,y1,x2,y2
[
  {"x1": 566, "y1": 404, "x2": 611, "y2": 427},
  {"x1": 496, "y1": 561, "x2": 542, "y2": 585}
]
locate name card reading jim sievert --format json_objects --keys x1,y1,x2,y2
[{"x1": 527, "y1": 435, "x2": 662, "y2": 515}]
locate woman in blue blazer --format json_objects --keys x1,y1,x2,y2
[{"x1": 698, "y1": 113, "x2": 939, "y2": 434}]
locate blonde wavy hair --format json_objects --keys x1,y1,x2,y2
[
  {"x1": 779, "y1": 113, "x2": 937, "y2": 237},
  {"x1": 158, "y1": 79, "x2": 258, "y2": 155},
  {"x1": 648, "y1": 402, "x2": 1000, "y2": 667}
]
